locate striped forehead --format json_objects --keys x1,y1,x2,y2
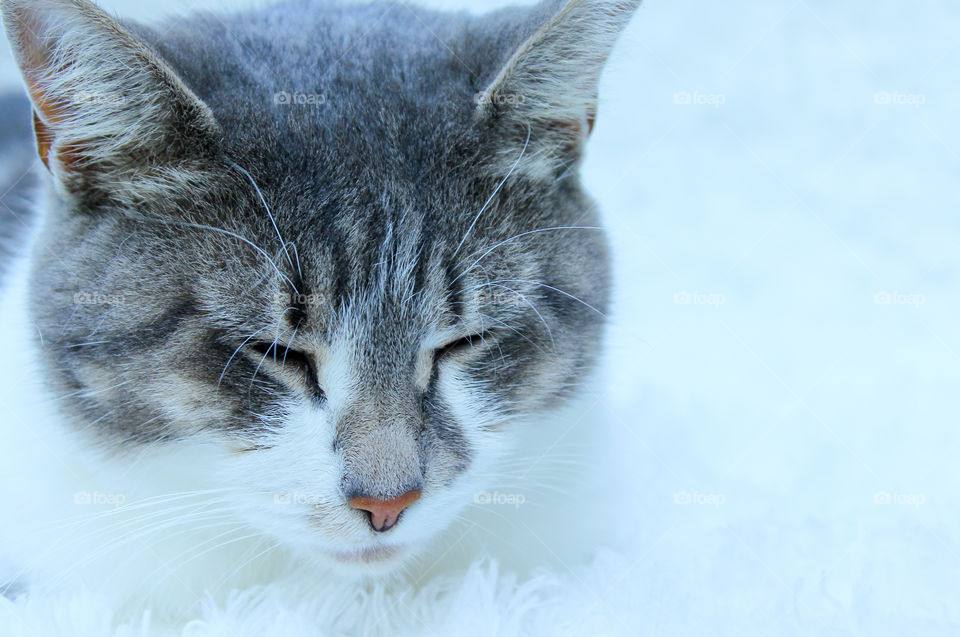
[{"x1": 316, "y1": 218, "x2": 448, "y2": 344}]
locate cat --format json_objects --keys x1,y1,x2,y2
[{"x1": 0, "y1": 0, "x2": 639, "y2": 618}]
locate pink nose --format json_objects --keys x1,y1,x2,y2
[{"x1": 348, "y1": 489, "x2": 422, "y2": 532}]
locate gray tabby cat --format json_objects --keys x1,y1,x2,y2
[{"x1": 0, "y1": 0, "x2": 638, "y2": 614}]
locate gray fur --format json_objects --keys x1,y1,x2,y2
[{"x1": 2, "y1": 0, "x2": 636, "y2": 508}]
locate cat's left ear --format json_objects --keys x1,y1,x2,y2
[
  {"x1": 476, "y1": 0, "x2": 640, "y2": 180},
  {"x1": 1, "y1": 0, "x2": 220, "y2": 202}
]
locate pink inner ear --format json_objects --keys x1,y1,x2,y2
[
  {"x1": 544, "y1": 112, "x2": 594, "y2": 158},
  {"x1": 29, "y1": 101, "x2": 84, "y2": 173},
  {"x1": 26, "y1": 70, "x2": 90, "y2": 173},
  {"x1": 31, "y1": 110, "x2": 52, "y2": 169},
  {"x1": 20, "y1": 25, "x2": 76, "y2": 172},
  {"x1": 27, "y1": 77, "x2": 61, "y2": 170}
]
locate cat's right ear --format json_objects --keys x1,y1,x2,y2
[
  {"x1": 475, "y1": 0, "x2": 640, "y2": 181},
  {"x1": 1, "y1": 0, "x2": 220, "y2": 203}
]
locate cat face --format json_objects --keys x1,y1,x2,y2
[{"x1": 2, "y1": 0, "x2": 638, "y2": 569}]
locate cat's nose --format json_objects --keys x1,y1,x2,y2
[{"x1": 348, "y1": 489, "x2": 421, "y2": 532}]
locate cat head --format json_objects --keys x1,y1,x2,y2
[{"x1": 2, "y1": 0, "x2": 638, "y2": 571}]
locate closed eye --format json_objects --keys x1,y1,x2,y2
[
  {"x1": 434, "y1": 331, "x2": 496, "y2": 363},
  {"x1": 247, "y1": 341, "x2": 322, "y2": 395}
]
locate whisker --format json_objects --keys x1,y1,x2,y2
[
  {"x1": 125, "y1": 213, "x2": 299, "y2": 294},
  {"x1": 490, "y1": 278, "x2": 606, "y2": 317},
  {"x1": 45, "y1": 508, "x2": 239, "y2": 589},
  {"x1": 485, "y1": 282, "x2": 556, "y2": 349},
  {"x1": 211, "y1": 538, "x2": 283, "y2": 593},
  {"x1": 218, "y1": 325, "x2": 271, "y2": 389},
  {"x1": 247, "y1": 306, "x2": 299, "y2": 401},
  {"x1": 453, "y1": 124, "x2": 531, "y2": 257},
  {"x1": 133, "y1": 525, "x2": 263, "y2": 605},
  {"x1": 452, "y1": 225, "x2": 602, "y2": 286},
  {"x1": 228, "y1": 160, "x2": 298, "y2": 280}
]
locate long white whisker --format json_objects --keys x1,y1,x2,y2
[
  {"x1": 46, "y1": 508, "x2": 238, "y2": 589},
  {"x1": 247, "y1": 306, "x2": 298, "y2": 400},
  {"x1": 286, "y1": 240, "x2": 303, "y2": 281},
  {"x1": 453, "y1": 124, "x2": 531, "y2": 256},
  {"x1": 485, "y1": 282, "x2": 556, "y2": 349},
  {"x1": 229, "y1": 160, "x2": 298, "y2": 279},
  {"x1": 134, "y1": 525, "x2": 262, "y2": 605},
  {"x1": 218, "y1": 325, "x2": 272, "y2": 389},
  {"x1": 492, "y1": 278, "x2": 607, "y2": 317},
  {"x1": 126, "y1": 214, "x2": 300, "y2": 294},
  {"x1": 39, "y1": 488, "x2": 242, "y2": 531},
  {"x1": 452, "y1": 225, "x2": 602, "y2": 286},
  {"x1": 211, "y1": 538, "x2": 283, "y2": 593}
]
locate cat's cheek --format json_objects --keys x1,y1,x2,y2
[
  {"x1": 217, "y1": 401, "x2": 346, "y2": 538},
  {"x1": 433, "y1": 369, "x2": 512, "y2": 492}
]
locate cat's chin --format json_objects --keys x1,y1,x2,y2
[
  {"x1": 324, "y1": 544, "x2": 405, "y2": 563},
  {"x1": 307, "y1": 542, "x2": 417, "y2": 576}
]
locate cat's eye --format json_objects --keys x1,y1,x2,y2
[
  {"x1": 434, "y1": 331, "x2": 495, "y2": 363},
  {"x1": 247, "y1": 341, "x2": 320, "y2": 391}
]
